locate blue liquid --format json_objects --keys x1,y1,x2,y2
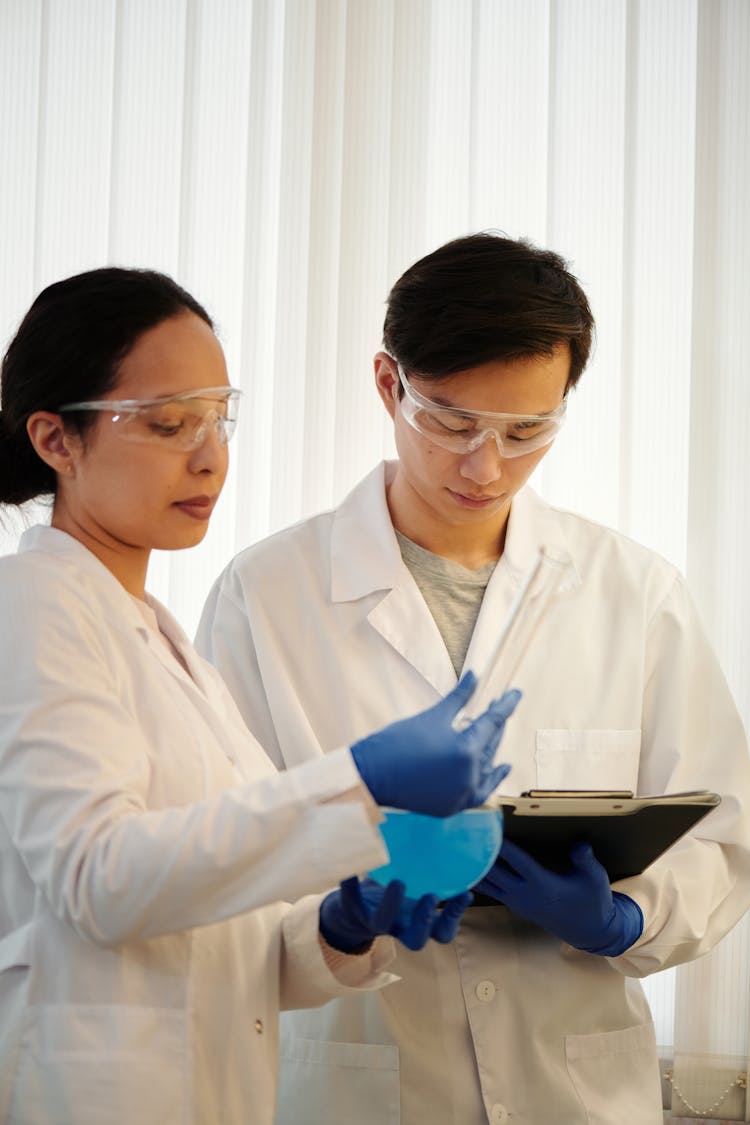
[{"x1": 369, "y1": 808, "x2": 503, "y2": 900}]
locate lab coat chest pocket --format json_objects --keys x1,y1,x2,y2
[
  {"x1": 7, "y1": 1004, "x2": 186, "y2": 1125},
  {"x1": 535, "y1": 729, "x2": 641, "y2": 791},
  {"x1": 565, "y1": 1021, "x2": 662, "y2": 1123}
]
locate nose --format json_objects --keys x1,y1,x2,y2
[
  {"x1": 458, "y1": 431, "x2": 505, "y2": 486},
  {"x1": 188, "y1": 414, "x2": 228, "y2": 472}
]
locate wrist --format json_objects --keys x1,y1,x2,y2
[
  {"x1": 319, "y1": 930, "x2": 374, "y2": 958},
  {"x1": 349, "y1": 741, "x2": 377, "y2": 802},
  {"x1": 577, "y1": 894, "x2": 644, "y2": 957},
  {"x1": 319, "y1": 892, "x2": 373, "y2": 954}
]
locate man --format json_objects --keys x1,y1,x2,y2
[{"x1": 197, "y1": 233, "x2": 750, "y2": 1124}]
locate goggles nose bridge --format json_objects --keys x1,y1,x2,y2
[
  {"x1": 465, "y1": 425, "x2": 507, "y2": 456},
  {"x1": 192, "y1": 408, "x2": 229, "y2": 449}
]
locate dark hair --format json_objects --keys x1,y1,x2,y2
[
  {"x1": 383, "y1": 232, "x2": 594, "y2": 392},
  {"x1": 0, "y1": 267, "x2": 213, "y2": 506}
]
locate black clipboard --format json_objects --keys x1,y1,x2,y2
[{"x1": 470, "y1": 790, "x2": 720, "y2": 905}]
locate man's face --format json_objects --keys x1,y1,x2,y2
[{"x1": 375, "y1": 345, "x2": 570, "y2": 540}]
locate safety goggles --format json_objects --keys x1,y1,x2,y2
[
  {"x1": 396, "y1": 363, "x2": 566, "y2": 457},
  {"x1": 59, "y1": 386, "x2": 242, "y2": 451}
]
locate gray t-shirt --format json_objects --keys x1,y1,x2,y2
[{"x1": 395, "y1": 531, "x2": 498, "y2": 676}]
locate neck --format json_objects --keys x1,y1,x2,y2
[
  {"x1": 386, "y1": 480, "x2": 510, "y2": 570},
  {"x1": 51, "y1": 508, "x2": 150, "y2": 599}
]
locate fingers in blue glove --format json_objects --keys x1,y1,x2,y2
[
  {"x1": 568, "y1": 840, "x2": 599, "y2": 872},
  {"x1": 428, "y1": 671, "x2": 479, "y2": 724},
  {"x1": 498, "y1": 839, "x2": 611, "y2": 896},
  {"x1": 455, "y1": 689, "x2": 520, "y2": 808},
  {"x1": 497, "y1": 837, "x2": 546, "y2": 878},
  {"x1": 350, "y1": 676, "x2": 520, "y2": 818},
  {"x1": 321, "y1": 878, "x2": 468, "y2": 954},
  {"x1": 465, "y1": 691, "x2": 522, "y2": 765},
  {"x1": 487, "y1": 689, "x2": 524, "y2": 723},
  {"x1": 462, "y1": 690, "x2": 523, "y2": 751},
  {"x1": 474, "y1": 839, "x2": 642, "y2": 956},
  {"x1": 394, "y1": 893, "x2": 440, "y2": 950},
  {"x1": 473, "y1": 762, "x2": 512, "y2": 806},
  {"x1": 430, "y1": 891, "x2": 473, "y2": 943},
  {"x1": 320, "y1": 877, "x2": 409, "y2": 953},
  {"x1": 370, "y1": 878, "x2": 408, "y2": 932}
]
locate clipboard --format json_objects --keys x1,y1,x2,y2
[{"x1": 471, "y1": 790, "x2": 720, "y2": 902}]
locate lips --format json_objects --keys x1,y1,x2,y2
[
  {"x1": 173, "y1": 495, "x2": 217, "y2": 519},
  {"x1": 448, "y1": 489, "x2": 502, "y2": 508}
]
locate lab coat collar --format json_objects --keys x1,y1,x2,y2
[
  {"x1": 17, "y1": 525, "x2": 220, "y2": 701},
  {"x1": 329, "y1": 461, "x2": 581, "y2": 603},
  {"x1": 330, "y1": 462, "x2": 404, "y2": 602},
  {"x1": 19, "y1": 525, "x2": 151, "y2": 634},
  {"x1": 329, "y1": 463, "x2": 581, "y2": 695},
  {"x1": 330, "y1": 463, "x2": 456, "y2": 692}
]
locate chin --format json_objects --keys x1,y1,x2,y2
[{"x1": 159, "y1": 527, "x2": 210, "y2": 551}]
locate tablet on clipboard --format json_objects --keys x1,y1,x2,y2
[{"x1": 485, "y1": 789, "x2": 721, "y2": 884}]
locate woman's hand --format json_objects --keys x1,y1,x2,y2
[
  {"x1": 319, "y1": 876, "x2": 472, "y2": 953},
  {"x1": 350, "y1": 673, "x2": 520, "y2": 817}
]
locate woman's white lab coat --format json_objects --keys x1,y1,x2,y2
[
  {"x1": 198, "y1": 461, "x2": 750, "y2": 1125},
  {"x1": 0, "y1": 526, "x2": 395, "y2": 1125}
]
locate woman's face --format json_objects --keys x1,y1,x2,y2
[{"x1": 52, "y1": 311, "x2": 231, "y2": 589}]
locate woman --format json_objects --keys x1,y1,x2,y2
[{"x1": 0, "y1": 268, "x2": 519, "y2": 1124}]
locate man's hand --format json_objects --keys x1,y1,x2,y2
[{"x1": 474, "y1": 838, "x2": 643, "y2": 956}]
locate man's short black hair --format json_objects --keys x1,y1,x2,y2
[{"x1": 383, "y1": 232, "x2": 594, "y2": 391}]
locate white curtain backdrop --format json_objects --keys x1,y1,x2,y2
[{"x1": 1, "y1": 2, "x2": 748, "y2": 1117}]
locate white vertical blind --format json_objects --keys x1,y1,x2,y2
[
  {"x1": 542, "y1": 0, "x2": 628, "y2": 525},
  {"x1": 1, "y1": 2, "x2": 748, "y2": 1113}
]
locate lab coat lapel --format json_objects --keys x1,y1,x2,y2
[
  {"x1": 330, "y1": 462, "x2": 457, "y2": 697},
  {"x1": 131, "y1": 598, "x2": 255, "y2": 779},
  {"x1": 144, "y1": 596, "x2": 221, "y2": 702},
  {"x1": 367, "y1": 582, "x2": 457, "y2": 696},
  {"x1": 140, "y1": 597, "x2": 250, "y2": 756},
  {"x1": 19, "y1": 526, "x2": 240, "y2": 757}
]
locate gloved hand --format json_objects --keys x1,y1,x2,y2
[
  {"x1": 350, "y1": 673, "x2": 520, "y2": 817},
  {"x1": 319, "y1": 876, "x2": 473, "y2": 953},
  {"x1": 474, "y1": 838, "x2": 643, "y2": 956}
]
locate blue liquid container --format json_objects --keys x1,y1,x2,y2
[{"x1": 369, "y1": 807, "x2": 503, "y2": 900}]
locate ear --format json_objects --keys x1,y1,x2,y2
[
  {"x1": 26, "y1": 412, "x2": 82, "y2": 476},
  {"x1": 374, "y1": 351, "x2": 399, "y2": 420}
]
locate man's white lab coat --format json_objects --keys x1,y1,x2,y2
[
  {"x1": 197, "y1": 462, "x2": 750, "y2": 1125},
  {"x1": 0, "y1": 526, "x2": 395, "y2": 1125}
]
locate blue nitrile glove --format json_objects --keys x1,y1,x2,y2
[
  {"x1": 350, "y1": 673, "x2": 520, "y2": 817},
  {"x1": 319, "y1": 876, "x2": 473, "y2": 953},
  {"x1": 474, "y1": 838, "x2": 643, "y2": 956}
]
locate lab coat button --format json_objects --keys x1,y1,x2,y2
[
  {"x1": 490, "y1": 1104, "x2": 509, "y2": 1124},
  {"x1": 255, "y1": 1019, "x2": 263, "y2": 1034},
  {"x1": 475, "y1": 979, "x2": 496, "y2": 1002}
]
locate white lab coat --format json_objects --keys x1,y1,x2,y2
[
  {"x1": 0, "y1": 525, "x2": 396, "y2": 1125},
  {"x1": 197, "y1": 461, "x2": 750, "y2": 1125}
]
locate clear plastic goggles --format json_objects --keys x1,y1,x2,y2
[
  {"x1": 397, "y1": 363, "x2": 566, "y2": 457},
  {"x1": 59, "y1": 386, "x2": 242, "y2": 451}
]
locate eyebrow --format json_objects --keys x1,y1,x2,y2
[
  {"x1": 406, "y1": 371, "x2": 563, "y2": 419},
  {"x1": 417, "y1": 387, "x2": 475, "y2": 412},
  {"x1": 422, "y1": 391, "x2": 548, "y2": 419}
]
